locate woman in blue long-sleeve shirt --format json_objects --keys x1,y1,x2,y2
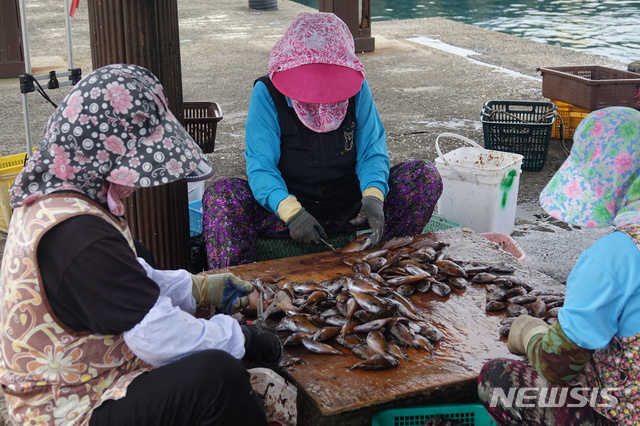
[{"x1": 202, "y1": 12, "x2": 443, "y2": 269}]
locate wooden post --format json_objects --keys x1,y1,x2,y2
[
  {"x1": 0, "y1": 0, "x2": 25, "y2": 78},
  {"x1": 318, "y1": 0, "x2": 374, "y2": 52},
  {"x1": 87, "y1": 0, "x2": 191, "y2": 271}
]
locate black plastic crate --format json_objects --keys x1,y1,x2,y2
[
  {"x1": 183, "y1": 102, "x2": 223, "y2": 154},
  {"x1": 480, "y1": 100, "x2": 556, "y2": 171}
]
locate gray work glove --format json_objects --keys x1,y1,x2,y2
[
  {"x1": 240, "y1": 323, "x2": 283, "y2": 367},
  {"x1": 286, "y1": 208, "x2": 326, "y2": 244},
  {"x1": 349, "y1": 196, "x2": 385, "y2": 246},
  {"x1": 507, "y1": 314, "x2": 550, "y2": 356},
  {"x1": 191, "y1": 273, "x2": 253, "y2": 314}
]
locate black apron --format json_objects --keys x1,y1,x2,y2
[{"x1": 257, "y1": 76, "x2": 362, "y2": 223}]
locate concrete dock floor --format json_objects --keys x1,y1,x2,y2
[{"x1": 0, "y1": 0, "x2": 627, "y2": 284}]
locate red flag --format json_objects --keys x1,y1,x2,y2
[{"x1": 70, "y1": 0, "x2": 80, "y2": 17}]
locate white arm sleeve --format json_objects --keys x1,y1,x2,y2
[
  {"x1": 136, "y1": 257, "x2": 196, "y2": 314},
  {"x1": 123, "y1": 296, "x2": 246, "y2": 367}
]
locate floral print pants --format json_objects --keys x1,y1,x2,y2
[
  {"x1": 478, "y1": 359, "x2": 614, "y2": 426},
  {"x1": 202, "y1": 159, "x2": 442, "y2": 269}
]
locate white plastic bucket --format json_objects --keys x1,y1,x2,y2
[{"x1": 434, "y1": 133, "x2": 523, "y2": 234}]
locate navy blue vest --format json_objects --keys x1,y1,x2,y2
[{"x1": 257, "y1": 76, "x2": 361, "y2": 223}]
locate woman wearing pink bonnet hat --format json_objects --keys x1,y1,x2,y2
[
  {"x1": 478, "y1": 107, "x2": 640, "y2": 425},
  {"x1": 202, "y1": 12, "x2": 443, "y2": 269}
]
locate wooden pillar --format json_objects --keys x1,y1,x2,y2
[
  {"x1": 87, "y1": 0, "x2": 191, "y2": 271},
  {"x1": 319, "y1": 0, "x2": 374, "y2": 52},
  {"x1": 0, "y1": 0, "x2": 25, "y2": 78}
]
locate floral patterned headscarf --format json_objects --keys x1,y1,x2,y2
[
  {"x1": 539, "y1": 107, "x2": 640, "y2": 229},
  {"x1": 10, "y1": 64, "x2": 211, "y2": 215},
  {"x1": 268, "y1": 12, "x2": 365, "y2": 133}
]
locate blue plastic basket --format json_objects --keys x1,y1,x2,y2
[
  {"x1": 189, "y1": 200, "x2": 203, "y2": 237},
  {"x1": 371, "y1": 403, "x2": 498, "y2": 426}
]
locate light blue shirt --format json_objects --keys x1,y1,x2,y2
[
  {"x1": 244, "y1": 78, "x2": 390, "y2": 215},
  {"x1": 559, "y1": 231, "x2": 640, "y2": 350}
]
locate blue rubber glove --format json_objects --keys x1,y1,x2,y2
[
  {"x1": 349, "y1": 196, "x2": 385, "y2": 246},
  {"x1": 286, "y1": 208, "x2": 327, "y2": 244},
  {"x1": 191, "y1": 273, "x2": 253, "y2": 314}
]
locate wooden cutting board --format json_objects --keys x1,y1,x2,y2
[{"x1": 206, "y1": 228, "x2": 564, "y2": 423}]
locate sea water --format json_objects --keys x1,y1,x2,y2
[{"x1": 292, "y1": 0, "x2": 640, "y2": 64}]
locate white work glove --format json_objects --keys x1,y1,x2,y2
[
  {"x1": 191, "y1": 273, "x2": 253, "y2": 314},
  {"x1": 507, "y1": 314, "x2": 549, "y2": 356}
]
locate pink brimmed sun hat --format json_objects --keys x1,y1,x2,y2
[
  {"x1": 269, "y1": 12, "x2": 365, "y2": 132},
  {"x1": 539, "y1": 107, "x2": 640, "y2": 229}
]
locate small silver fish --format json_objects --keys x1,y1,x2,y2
[
  {"x1": 447, "y1": 277, "x2": 469, "y2": 290},
  {"x1": 471, "y1": 272, "x2": 497, "y2": 283},
  {"x1": 365, "y1": 330, "x2": 388, "y2": 355},
  {"x1": 351, "y1": 292, "x2": 387, "y2": 314},
  {"x1": 485, "y1": 300, "x2": 507, "y2": 312},
  {"x1": 431, "y1": 281, "x2": 452, "y2": 297},
  {"x1": 312, "y1": 326, "x2": 342, "y2": 342},
  {"x1": 351, "y1": 344, "x2": 377, "y2": 360},
  {"x1": 283, "y1": 332, "x2": 314, "y2": 346},
  {"x1": 348, "y1": 353, "x2": 399, "y2": 370},
  {"x1": 352, "y1": 317, "x2": 393, "y2": 334},
  {"x1": 507, "y1": 295, "x2": 537, "y2": 305},
  {"x1": 340, "y1": 234, "x2": 373, "y2": 253},
  {"x1": 302, "y1": 339, "x2": 345, "y2": 356},
  {"x1": 529, "y1": 298, "x2": 547, "y2": 318},
  {"x1": 433, "y1": 259, "x2": 467, "y2": 277},
  {"x1": 381, "y1": 236, "x2": 414, "y2": 250},
  {"x1": 362, "y1": 249, "x2": 389, "y2": 261},
  {"x1": 386, "y1": 341, "x2": 412, "y2": 362}
]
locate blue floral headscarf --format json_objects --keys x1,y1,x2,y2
[{"x1": 539, "y1": 107, "x2": 640, "y2": 229}]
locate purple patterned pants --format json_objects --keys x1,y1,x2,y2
[
  {"x1": 478, "y1": 359, "x2": 614, "y2": 426},
  {"x1": 202, "y1": 159, "x2": 442, "y2": 269}
]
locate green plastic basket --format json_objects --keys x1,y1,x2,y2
[
  {"x1": 256, "y1": 232, "x2": 357, "y2": 262},
  {"x1": 422, "y1": 215, "x2": 461, "y2": 233},
  {"x1": 371, "y1": 403, "x2": 498, "y2": 426}
]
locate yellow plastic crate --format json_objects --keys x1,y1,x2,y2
[
  {"x1": 0, "y1": 153, "x2": 29, "y2": 233},
  {"x1": 550, "y1": 100, "x2": 591, "y2": 140}
]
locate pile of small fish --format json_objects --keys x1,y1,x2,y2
[
  {"x1": 463, "y1": 263, "x2": 565, "y2": 338},
  {"x1": 252, "y1": 234, "x2": 538, "y2": 370}
]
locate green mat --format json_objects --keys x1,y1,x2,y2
[
  {"x1": 422, "y1": 215, "x2": 461, "y2": 233},
  {"x1": 256, "y1": 232, "x2": 357, "y2": 262}
]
